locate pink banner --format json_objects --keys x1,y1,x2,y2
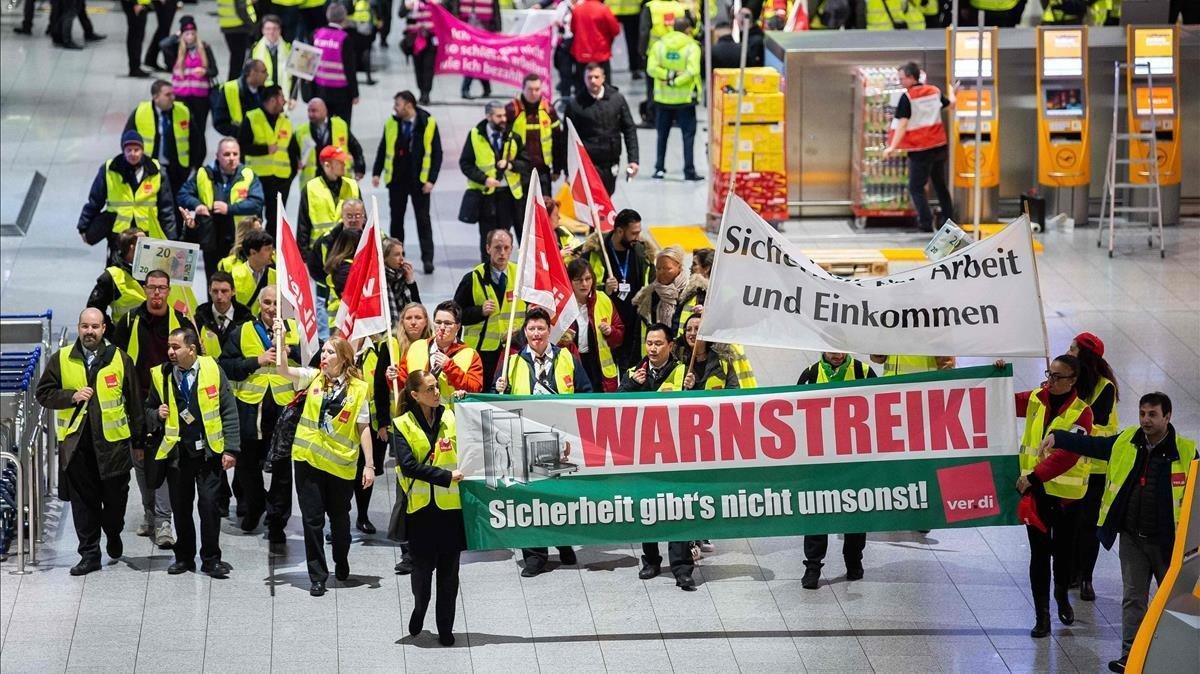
[{"x1": 428, "y1": 4, "x2": 553, "y2": 90}]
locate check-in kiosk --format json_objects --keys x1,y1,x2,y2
[
  {"x1": 1036, "y1": 27, "x2": 1090, "y2": 225},
  {"x1": 1127, "y1": 25, "x2": 1182, "y2": 224},
  {"x1": 948, "y1": 28, "x2": 999, "y2": 224}
]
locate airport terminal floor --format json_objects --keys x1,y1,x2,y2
[{"x1": 1, "y1": 5, "x2": 1199, "y2": 673}]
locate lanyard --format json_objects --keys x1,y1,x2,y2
[
  {"x1": 614, "y1": 248, "x2": 630, "y2": 281},
  {"x1": 254, "y1": 322, "x2": 273, "y2": 351}
]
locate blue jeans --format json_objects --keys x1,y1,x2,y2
[{"x1": 654, "y1": 104, "x2": 697, "y2": 176}]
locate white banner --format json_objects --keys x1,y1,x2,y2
[{"x1": 698, "y1": 197, "x2": 1048, "y2": 358}]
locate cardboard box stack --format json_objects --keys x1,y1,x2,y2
[{"x1": 708, "y1": 67, "x2": 787, "y2": 222}]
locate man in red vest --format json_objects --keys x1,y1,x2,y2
[{"x1": 882, "y1": 62, "x2": 957, "y2": 232}]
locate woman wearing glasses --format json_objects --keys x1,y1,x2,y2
[
  {"x1": 1010, "y1": 354, "x2": 1094, "y2": 638},
  {"x1": 393, "y1": 301, "x2": 484, "y2": 407}
]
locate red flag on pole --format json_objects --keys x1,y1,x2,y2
[
  {"x1": 276, "y1": 211, "x2": 320, "y2": 364},
  {"x1": 335, "y1": 219, "x2": 391, "y2": 341},
  {"x1": 566, "y1": 118, "x2": 617, "y2": 234},
  {"x1": 515, "y1": 170, "x2": 581, "y2": 341}
]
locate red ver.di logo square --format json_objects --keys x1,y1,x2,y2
[{"x1": 936, "y1": 461, "x2": 1000, "y2": 523}]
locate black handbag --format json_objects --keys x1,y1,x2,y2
[
  {"x1": 264, "y1": 390, "x2": 307, "y2": 471},
  {"x1": 457, "y1": 188, "x2": 483, "y2": 224},
  {"x1": 83, "y1": 211, "x2": 116, "y2": 246},
  {"x1": 386, "y1": 434, "x2": 435, "y2": 542}
]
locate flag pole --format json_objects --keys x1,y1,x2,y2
[
  {"x1": 275, "y1": 192, "x2": 285, "y2": 367},
  {"x1": 568, "y1": 119, "x2": 616, "y2": 283},
  {"x1": 502, "y1": 169, "x2": 538, "y2": 389},
  {"x1": 372, "y1": 194, "x2": 402, "y2": 409},
  {"x1": 1020, "y1": 204, "x2": 1052, "y2": 374}
]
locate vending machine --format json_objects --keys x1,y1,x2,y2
[
  {"x1": 1126, "y1": 25, "x2": 1182, "y2": 224},
  {"x1": 947, "y1": 28, "x2": 999, "y2": 226},
  {"x1": 1036, "y1": 27, "x2": 1089, "y2": 225}
]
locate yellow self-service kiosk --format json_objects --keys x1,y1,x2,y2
[
  {"x1": 1037, "y1": 27, "x2": 1089, "y2": 224},
  {"x1": 948, "y1": 28, "x2": 999, "y2": 225},
  {"x1": 1126, "y1": 25, "x2": 1182, "y2": 224}
]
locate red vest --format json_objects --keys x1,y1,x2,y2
[
  {"x1": 313, "y1": 27, "x2": 349, "y2": 88},
  {"x1": 889, "y1": 84, "x2": 948, "y2": 152}
]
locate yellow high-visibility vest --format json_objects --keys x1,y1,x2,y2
[
  {"x1": 293, "y1": 373, "x2": 369, "y2": 480},
  {"x1": 54, "y1": 347, "x2": 132, "y2": 442},
  {"x1": 296, "y1": 116, "x2": 351, "y2": 184},
  {"x1": 231, "y1": 319, "x2": 299, "y2": 405},
  {"x1": 244, "y1": 108, "x2": 293, "y2": 179},
  {"x1": 504, "y1": 348, "x2": 576, "y2": 394},
  {"x1": 304, "y1": 175, "x2": 361, "y2": 246},
  {"x1": 404, "y1": 339, "x2": 480, "y2": 406},
  {"x1": 1019, "y1": 393, "x2": 1091, "y2": 499},
  {"x1": 105, "y1": 158, "x2": 167, "y2": 240},
  {"x1": 382, "y1": 115, "x2": 437, "y2": 185},
  {"x1": 106, "y1": 266, "x2": 147, "y2": 320},
  {"x1": 134, "y1": 101, "x2": 191, "y2": 168},
  {"x1": 465, "y1": 127, "x2": 524, "y2": 198},
  {"x1": 151, "y1": 356, "x2": 226, "y2": 458},
  {"x1": 1085, "y1": 376, "x2": 1120, "y2": 475},
  {"x1": 1099, "y1": 427, "x2": 1195, "y2": 526},
  {"x1": 395, "y1": 408, "x2": 460, "y2": 513},
  {"x1": 509, "y1": 96, "x2": 559, "y2": 169},
  {"x1": 460, "y1": 263, "x2": 525, "y2": 352}
]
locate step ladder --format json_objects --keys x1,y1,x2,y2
[{"x1": 1096, "y1": 60, "x2": 1165, "y2": 259}]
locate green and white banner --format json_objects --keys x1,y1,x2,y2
[{"x1": 455, "y1": 366, "x2": 1019, "y2": 550}]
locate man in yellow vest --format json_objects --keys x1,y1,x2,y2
[
  {"x1": 638, "y1": 0, "x2": 694, "y2": 126},
  {"x1": 297, "y1": 144, "x2": 362, "y2": 251},
  {"x1": 87, "y1": 227, "x2": 149, "y2": 328},
  {"x1": 504, "y1": 74, "x2": 565, "y2": 197},
  {"x1": 372, "y1": 90, "x2": 443, "y2": 274},
  {"x1": 458, "y1": 102, "x2": 528, "y2": 262},
  {"x1": 453, "y1": 229, "x2": 526, "y2": 388},
  {"x1": 870, "y1": 353, "x2": 956, "y2": 375},
  {"x1": 212, "y1": 60, "x2": 268, "y2": 138},
  {"x1": 178, "y1": 137, "x2": 265, "y2": 284},
  {"x1": 863, "y1": 0, "x2": 925, "y2": 29},
  {"x1": 77, "y1": 131, "x2": 178, "y2": 256},
  {"x1": 647, "y1": 17, "x2": 702, "y2": 181},
  {"x1": 1033, "y1": 392, "x2": 1196, "y2": 673},
  {"x1": 217, "y1": 286, "x2": 300, "y2": 544},
  {"x1": 250, "y1": 14, "x2": 292, "y2": 94},
  {"x1": 494, "y1": 307, "x2": 590, "y2": 576},
  {"x1": 123, "y1": 80, "x2": 193, "y2": 200},
  {"x1": 218, "y1": 0, "x2": 257, "y2": 84},
  {"x1": 306, "y1": 198, "x2": 366, "y2": 339},
  {"x1": 145, "y1": 327, "x2": 241, "y2": 577},
  {"x1": 34, "y1": 308, "x2": 145, "y2": 576},
  {"x1": 229, "y1": 229, "x2": 277, "y2": 314},
  {"x1": 296, "y1": 97, "x2": 366, "y2": 186},
  {"x1": 237, "y1": 85, "x2": 298, "y2": 238}
]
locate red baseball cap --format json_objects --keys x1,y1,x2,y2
[
  {"x1": 1074, "y1": 332, "x2": 1104, "y2": 358},
  {"x1": 319, "y1": 145, "x2": 349, "y2": 163}
]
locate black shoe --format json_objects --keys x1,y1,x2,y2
[
  {"x1": 521, "y1": 563, "x2": 545, "y2": 578},
  {"x1": 106, "y1": 536, "x2": 123, "y2": 560},
  {"x1": 801, "y1": 566, "x2": 820, "y2": 590},
  {"x1": 461, "y1": 90, "x2": 475, "y2": 100},
  {"x1": 1031, "y1": 612, "x2": 1051, "y2": 638},
  {"x1": 1107, "y1": 656, "x2": 1127, "y2": 673},
  {"x1": 438, "y1": 632, "x2": 455, "y2": 646},
  {"x1": 167, "y1": 561, "x2": 195, "y2": 575},
  {"x1": 335, "y1": 561, "x2": 349, "y2": 581},
  {"x1": 418, "y1": 94, "x2": 430, "y2": 106},
  {"x1": 676, "y1": 574, "x2": 696, "y2": 591},
  {"x1": 240, "y1": 512, "x2": 262, "y2": 533},
  {"x1": 846, "y1": 564, "x2": 864, "y2": 581},
  {"x1": 129, "y1": 69, "x2": 151, "y2": 79},
  {"x1": 423, "y1": 262, "x2": 435, "y2": 274},
  {"x1": 684, "y1": 173, "x2": 705, "y2": 182},
  {"x1": 558, "y1": 548, "x2": 577, "y2": 566},
  {"x1": 652, "y1": 170, "x2": 666, "y2": 179},
  {"x1": 70, "y1": 559, "x2": 101, "y2": 576},
  {"x1": 13, "y1": 26, "x2": 33, "y2": 35},
  {"x1": 638, "y1": 560, "x2": 660, "y2": 580},
  {"x1": 481, "y1": 85, "x2": 492, "y2": 97},
  {"x1": 394, "y1": 554, "x2": 414, "y2": 575},
  {"x1": 632, "y1": 71, "x2": 643, "y2": 80},
  {"x1": 310, "y1": 581, "x2": 326, "y2": 597},
  {"x1": 59, "y1": 41, "x2": 84, "y2": 50},
  {"x1": 1079, "y1": 581, "x2": 1096, "y2": 602},
  {"x1": 408, "y1": 609, "x2": 425, "y2": 636},
  {"x1": 1057, "y1": 597, "x2": 1075, "y2": 626},
  {"x1": 268, "y1": 528, "x2": 286, "y2": 545},
  {"x1": 201, "y1": 561, "x2": 232, "y2": 578},
  {"x1": 84, "y1": 33, "x2": 106, "y2": 42},
  {"x1": 356, "y1": 518, "x2": 376, "y2": 534}
]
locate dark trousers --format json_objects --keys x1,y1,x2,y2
[
  {"x1": 273, "y1": 5, "x2": 302, "y2": 42},
  {"x1": 235, "y1": 434, "x2": 269, "y2": 526},
  {"x1": 1027, "y1": 492, "x2": 1079, "y2": 611},
  {"x1": 522, "y1": 547, "x2": 573, "y2": 569},
  {"x1": 478, "y1": 348, "x2": 502, "y2": 393},
  {"x1": 143, "y1": 0, "x2": 177, "y2": 69},
  {"x1": 554, "y1": 45, "x2": 576, "y2": 98},
  {"x1": 352, "y1": 442, "x2": 384, "y2": 523},
  {"x1": 389, "y1": 179, "x2": 434, "y2": 264},
  {"x1": 180, "y1": 95, "x2": 211, "y2": 170},
  {"x1": 1075, "y1": 473, "x2": 1105, "y2": 582},
  {"x1": 316, "y1": 86, "x2": 353, "y2": 126},
  {"x1": 803, "y1": 533, "x2": 866, "y2": 569},
  {"x1": 413, "y1": 45, "x2": 437, "y2": 98},
  {"x1": 596, "y1": 163, "x2": 618, "y2": 195},
  {"x1": 121, "y1": 1, "x2": 149, "y2": 75},
  {"x1": 294, "y1": 459, "x2": 354, "y2": 583},
  {"x1": 20, "y1": 0, "x2": 35, "y2": 30},
  {"x1": 461, "y1": 77, "x2": 491, "y2": 97},
  {"x1": 300, "y1": 6, "x2": 326, "y2": 41},
  {"x1": 378, "y1": 0, "x2": 393, "y2": 44},
  {"x1": 196, "y1": 214, "x2": 236, "y2": 286},
  {"x1": 52, "y1": 0, "x2": 94, "y2": 43},
  {"x1": 617, "y1": 13, "x2": 641, "y2": 72},
  {"x1": 259, "y1": 176, "x2": 292, "y2": 238},
  {"x1": 223, "y1": 31, "x2": 251, "y2": 88},
  {"x1": 654, "y1": 104, "x2": 697, "y2": 176},
  {"x1": 906, "y1": 146, "x2": 954, "y2": 231},
  {"x1": 65, "y1": 441, "x2": 131, "y2": 563},
  {"x1": 167, "y1": 452, "x2": 224, "y2": 566},
  {"x1": 477, "y1": 191, "x2": 522, "y2": 262},
  {"x1": 410, "y1": 548, "x2": 461, "y2": 637},
  {"x1": 265, "y1": 456, "x2": 293, "y2": 533},
  {"x1": 958, "y1": 0, "x2": 1025, "y2": 27},
  {"x1": 642, "y1": 541, "x2": 693, "y2": 578}
]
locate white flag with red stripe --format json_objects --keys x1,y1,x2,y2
[
  {"x1": 566, "y1": 118, "x2": 617, "y2": 233},
  {"x1": 515, "y1": 170, "x2": 581, "y2": 341},
  {"x1": 334, "y1": 219, "x2": 391, "y2": 342},
  {"x1": 276, "y1": 211, "x2": 320, "y2": 364}
]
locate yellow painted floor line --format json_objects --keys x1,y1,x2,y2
[{"x1": 648, "y1": 225, "x2": 712, "y2": 251}]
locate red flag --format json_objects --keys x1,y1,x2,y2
[
  {"x1": 515, "y1": 170, "x2": 581, "y2": 341},
  {"x1": 335, "y1": 219, "x2": 391, "y2": 341},
  {"x1": 276, "y1": 212, "x2": 319, "y2": 364},
  {"x1": 566, "y1": 119, "x2": 617, "y2": 233}
]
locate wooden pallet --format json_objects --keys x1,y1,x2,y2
[{"x1": 801, "y1": 249, "x2": 889, "y2": 278}]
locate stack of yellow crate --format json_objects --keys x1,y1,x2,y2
[{"x1": 708, "y1": 67, "x2": 787, "y2": 221}]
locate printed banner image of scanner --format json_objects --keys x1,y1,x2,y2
[{"x1": 481, "y1": 409, "x2": 579, "y2": 489}]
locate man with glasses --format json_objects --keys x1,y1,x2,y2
[
  {"x1": 111, "y1": 269, "x2": 194, "y2": 549},
  {"x1": 307, "y1": 199, "x2": 366, "y2": 340}
]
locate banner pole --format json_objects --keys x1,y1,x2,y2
[
  {"x1": 502, "y1": 170, "x2": 537, "y2": 388},
  {"x1": 371, "y1": 193, "x2": 402, "y2": 409},
  {"x1": 275, "y1": 192, "x2": 285, "y2": 367},
  {"x1": 1021, "y1": 206, "x2": 1052, "y2": 373}
]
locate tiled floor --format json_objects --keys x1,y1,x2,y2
[{"x1": 2, "y1": 5, "x2": 1199, "y2": 673}]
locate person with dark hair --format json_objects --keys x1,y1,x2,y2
[
  {"x1": 459, "y1": 102, "x2": 528, "y2": 260},
  {"x1": 563, "y1": 63, "x2": 640, "y2": 196},
  {"x1": 560, "y1": 257, "x2": 625, "y2": 392},
  {"x1": 505, "y1": 74, "x2": 565, "y2": 197},
  {"x1": 87, "y1": 227, "x2": 149, "y2": 328},
  {"x1": 249, "y1": 15, "x2": 290, "y2": 93},
  {"x1": 238, "y1": 85, "x2": 299, "y2": 236},
  {"x1": 228, "y1": 230, "x2": 276, "y2": 314},
  {"x1": 882, "y1": 61, "x2": 956, "y2": 232},
  {"x1": 296, "y1": 98, "x2": 366, "y2": 186},
  {"x1": 121, "y1": 0, "x2": 152, "y2": 78},
  {"x1": 219, "y1": 0, "x2": 258, "y2": 80},
  {"x1": 144, "y1": 326, "x2": 240, "y2": 577},
  {"x1": 34, "y1": 309, "x2": 144, "y2": 576},
  {"x1": 454, "y1": 230, "x2": 525, "y2": 387},
  {"x1": 124, "y1": 79, "x2": 193, "y2": 202},
  {"x1": 170, "y1": 17, "x2": 219, "y2": 164},
  {"x1": 311, "y1": 2, "x2": 359, "y2": 124},
  {"x1": 1033, "y1": 392, "x2": 1194, "y2": 673},
  {"x1": 373, "y1": 90, "x2": 443, "y2": 273},
  {"x1": 194, "y1": 271, "x2": 252, "y2": 359},
  {"x1": 394, "y1": 301, "x2": 485, "y2": 407},
  {"x1": 1066, "y1": 331, "x2": 1120, "y2": 602},
  {"x1": 1011, "y1": 354, "x2": 1094, "y2": 639},
  {"x1": 212, "y1": 60, "x2": 268, "y2": 137}
]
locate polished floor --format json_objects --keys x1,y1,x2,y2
[{"x1": 2, "y1": 4, "x2": 1199, "y2": 673}]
